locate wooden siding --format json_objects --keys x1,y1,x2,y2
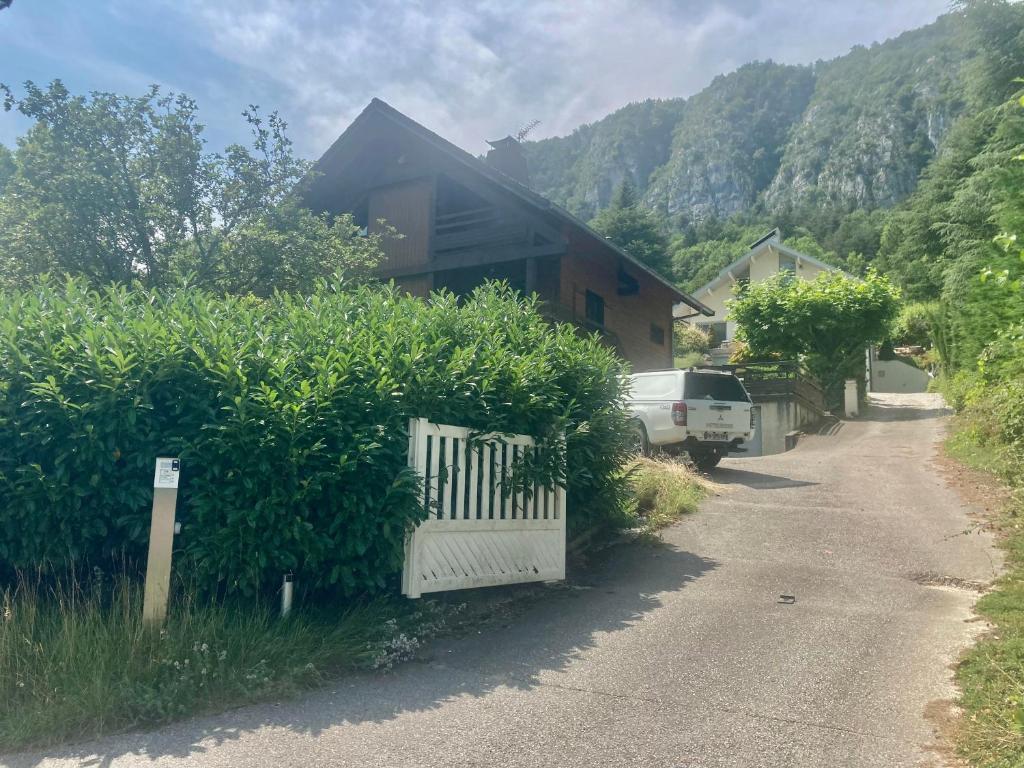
[
  {"x1": 368, "y1": 178, "x2": 433, "y2": 268},
  {"x1": 559, "y1": 233, "x2": 674, "y2": 372},
  {"x1": 307, "y1": 106, "x2": 681, "y2": 373}
]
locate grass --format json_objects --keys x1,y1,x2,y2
[
  {"x1": 945, "y1": 422, "x2": 1024, "y2": 767},
  {"x1": 0, "y1": 459, "x2": 708, "y2": 754},
  {"x1": 0, "y1": 572, "x2": 453, "y2": 753},
  {"x1": 629, "y1": 456, "x2": 709, "y2": 533}
]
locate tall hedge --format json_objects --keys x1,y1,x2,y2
[{"x1": 0, "y1": 279, "x2": 632, "y2": 595}]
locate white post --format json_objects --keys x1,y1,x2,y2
[
  {"x1": 143, "y1": 458, "x2": 180, "y2": 627},
  {"x1": 554, "y1": 431, "x2": 567, "y2": 581},
  {"x1": 844, "y1": 379, "x2": 859, "y2": 418},
  {"x1": 403, "y1": 418, "x2": 429, "y2": 598},
  {"x1": 281, "y1": 573, "x2": 294, "y2": 618}
]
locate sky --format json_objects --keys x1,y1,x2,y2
[{"x1": 0, "y1": 0, "x2": 951, "y2": 159}]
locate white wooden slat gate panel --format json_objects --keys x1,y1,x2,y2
[{"x1": 402, "y1": 417, "x2": 566, "y2": 598}]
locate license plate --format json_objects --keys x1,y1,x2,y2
[{"x1": 704, "y1": 431, "x2": 729, "y2": 441}]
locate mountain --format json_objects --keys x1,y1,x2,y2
[
  {"x1": 764, "y1": 15, "x2": 967, "y2": 214},
  {"x1": 524, "y1": 99, "x2": 684, "y2": 220},
  {"x1": 645, "y1": 62, "x2": 815, "y2": 221},
  {"x1": 522, "y1": 12, "x2": 973, "y2": 225}
]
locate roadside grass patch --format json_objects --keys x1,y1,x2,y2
[
  {"x1": 629, "y1": 457, "x2": 709, "y2": 533},
  {"x1": 946, "y1": 424, "x2": 1019, "y2": 486},
  {"x1": 0, "y1": 461, "x2": 704, "y2": 755},
  {"x1": 945, "y1": 422, "x2": 1024, "y2": 767},
  {"x1": 0, "y1": 573, "x2": 456, "y2": 753}
]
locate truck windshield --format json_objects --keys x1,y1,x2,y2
[{"x1": 684, "y1": 373, "x2": 749, "y2": 402}]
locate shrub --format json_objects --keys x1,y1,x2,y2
[
  {"x1": 942, "y1": 367, "x2": 1024, "y2": 483},
  {"x1": 980, "y1": 321, "x2": 1024, "y2": 382},
  {"x1": 891, "y1": 301, "x2": 936, "y2": 348},
  {"x1": 992, "y1": 380, "x2": 1024, "y2": 449},
  {"x1": 673, "y1": 323, "x2": 712, "y2": 356},
  {"x1": 0, "y1": 278, "x2": 632, "y2": 596},
  {"x1": 936, "y1": 369, "x2": 988, "y2": 413}
]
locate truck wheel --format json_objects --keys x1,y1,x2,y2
[
  {"x1": 629, "y1": 422, "x2": 650, "y2": 457},
  {"x1": 690, "y1": 450, "x2": 721, "y2": 472}
]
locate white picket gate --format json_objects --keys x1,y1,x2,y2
[{"x1": 402, "y1": 417, "x2": 566, "y2": 598}]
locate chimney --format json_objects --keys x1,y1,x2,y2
[{"x1": 485, "y1": 136, "x2": 529, "y2": 186}]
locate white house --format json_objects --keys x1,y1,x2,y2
[{"x1": 674, "y1": 229, "x2": 841, "y2": 364}]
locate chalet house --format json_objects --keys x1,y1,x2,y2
[
  {"x1": 678, "y1": 229, "x2": 842, "y2": 364},
  {"x1": 304, "y1": 98, "x2": 711, "y2": 371}
]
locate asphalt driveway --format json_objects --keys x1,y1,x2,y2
[{"x1": 4, "y1": 393, "x2": 999, "y2": 768}]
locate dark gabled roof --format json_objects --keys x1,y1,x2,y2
[{"x1": 313, "y1": 98, "x2": 713, "y2": 316}]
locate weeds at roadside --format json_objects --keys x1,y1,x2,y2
[
  {"x1": 0, "y1": 460, "x2": 705, "y2": 754},
  {"x1": 945, "y1": 423, "x2": 1024, "y2": 767},
  {"x1": 0, "y1": 572, "x2": 457, "y2": 753},
  {"x1": 628, "y1": 456, "x2": 710, "y2": 536}
]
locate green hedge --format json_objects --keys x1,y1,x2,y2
[{"x1": 0, "y1": 279, "x2": 632, "y2": 595}]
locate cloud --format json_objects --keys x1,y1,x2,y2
[{"x1": 166, "y1": 0, "x2": 949, "y2": 157}]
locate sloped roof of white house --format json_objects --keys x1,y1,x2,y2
[{"x1": 673, "y1": 230, "x2": 846, "y2": 319}]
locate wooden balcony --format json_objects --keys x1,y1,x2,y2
[
  {"x1": 538, "y1": 301, "x2": 623, "y2": 353},
  {"x1": 433, "y1": 207, "x2": 531, "y2": 254}
]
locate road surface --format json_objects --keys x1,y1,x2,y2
[{"x1": 5, "y1": 393, "x2": 999, "y2": 768}]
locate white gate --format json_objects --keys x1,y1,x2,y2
[{"x1": 402, "y1": 417, "x2": 566, "y2": 598}]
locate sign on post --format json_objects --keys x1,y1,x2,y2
[{"x1": 142, "y1": 457, "x2": 180, "y2": 627}]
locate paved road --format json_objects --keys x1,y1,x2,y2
[{"x1": 5, "y1": 393, "x2": 999, "y2": 768}]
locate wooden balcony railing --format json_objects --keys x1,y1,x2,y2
[
  {"x1": 433, "y1": 207, "x2": 532, "y2": 254},
  {"x1": 434, "y1": 206, "x2": 499, "y2": 234}
]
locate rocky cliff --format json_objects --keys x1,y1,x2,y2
[{"x1": 522, "y1": 12, "x2": 972, "y2": 224}]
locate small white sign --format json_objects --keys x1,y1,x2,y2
[{"x1": 154, "y1": 457, "x2": 180, "y2": 489}]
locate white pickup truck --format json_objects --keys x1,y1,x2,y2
[{"x1": 625, "y1": 368, "x2": 755, "y2": 471}]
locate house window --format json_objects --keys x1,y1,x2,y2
[
  {"x1": 617, "y1": 267, "x2": 639, "y2": 296},
  {"x1": 650, "y1": 323, "x2": 665, "y2": 346},
  {"x1": 585, "y1": 290, "x2": 605, "y2": 326},
  {"x1": 779, "y1": 254, "x2": 796, "y2": 275}
]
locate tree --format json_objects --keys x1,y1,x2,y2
[
  {"x1": 891, "y1": 301, "x2": 938, "y2": 348},
  {"x1": 972, "y1": 100, "x2": 1024, "y2": 380},
  {"x1": 955, "y1": 0, "x2": 1024, "y2": 110},
  {"x1": 0, "y1": 81, "x2": 386, "y2": 294},
  {"x1": 728, "y1": 270, "x2": 900, "y2": 403},
  {"x1": 589, "y1": 179, "x2": 671, "y2": 275},
  {"x1": 0, "y1": 144, "x2": 13, "y2": 193},
  {"x1": 880, "y1": 84, "x2": 1024, "y2": 368}
]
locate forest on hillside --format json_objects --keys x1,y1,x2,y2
[{"x1": 524, "y1": 2, "x2": 1024, "y2": 318}]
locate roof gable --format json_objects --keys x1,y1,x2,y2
[
  {"x1": 693, "y1": 236, "x2": 845, "y2": 298},
  {"x1": 310, "y1": 99, "x2": 711, "y2": 315}
]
